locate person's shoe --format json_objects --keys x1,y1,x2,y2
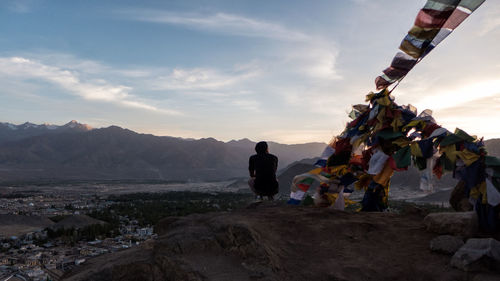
[{"x1": 287, "y1": 199, "x2": 301, "y2": 205}]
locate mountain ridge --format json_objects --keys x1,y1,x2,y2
[
  {"x1": 0, "y1": 121, "x2": 497, "y2": 185},
  {"x1": 0, "y1": 121, "x2": 326, "y2": 183}
]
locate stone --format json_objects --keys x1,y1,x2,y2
[
  {"x1": 423, "y1": 211, "x2": 478, "y2": 237},
  {"x1": 451, "y1": 238, "x2": 500, "y2": 272},
  {"x1": 429, "y1": 235, "x2": 464, "y2": 255},
  {"x1": 449, "y1": 180, "x2": 473, "y2": 211}
]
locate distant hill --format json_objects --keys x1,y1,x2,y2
[
  {"x1": 277, "y1": 158, "x2": 318, "y2": 195},
  {"x1": 276, "y1": 157, "x2": 459, "y2": 196},
  {"x1": 0, "y1": 214, "x2": 54, "y2": 237},
  {"x1": 485, "y1": 138, "x2": 500, "y2": 158},
  {"x1": 274, "y1": 138, "x2": 500, "y2": 193},
  {"x1": 0, "y1": 121, "x2": 326, "y2": 183}
]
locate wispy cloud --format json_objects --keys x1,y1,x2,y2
[
  {"x1": 414, "y1": 79, "x2": 500, "y2": 111},
  {"x1": 281, "y1": 44, "x2": 342, "y2": 80},
  {"x1": 116, "y1": 9, "x2": 310, "y2": 41},
  {"x1": 6, "y1": 0, "x2": 33, "y2": 13},
  {"x1": 0, "y1": 53, "x2": 267, "y2": 114},
  {"x1": 0, "y1": 56, "x2": 180, "y2": 115},
  {"x1": 479, "y1": 2, "x2": 500, "y2": 35},
  {"x1": 115, "y1": 9, "x2": 342, "y2": 85},
  {"x1": 433, "y1": 95, "x2": 500, "y2": 140},
  {"x1": 151, "y1": 66, "x2": 260, "y2": 91},
  {"x1": 398, "y1": 78, "x2": 500, "y2": 140}
]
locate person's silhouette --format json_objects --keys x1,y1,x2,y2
[{"x1": 248, "y1": 141, "x2": 279, "y2": 200}]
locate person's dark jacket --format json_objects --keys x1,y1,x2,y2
[{"x1": 249, "y1": 153, "x2": 279, "y2": 196}]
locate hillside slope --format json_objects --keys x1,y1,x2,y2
[
  {"x1": 64, "y1": 204, "x2": 468, "y2": 281},
  {"x1": 485, "y1": 138, "x2": 500, "y2": 158},
  {"x1": 0, "y1": 214, "x2": 55, "y2": 237}
]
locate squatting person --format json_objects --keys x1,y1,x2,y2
[{"x1": 248, "y1": 141, "x2": 279, "y2": 200}]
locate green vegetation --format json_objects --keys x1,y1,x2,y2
[
  {"x1": 43, "y1": 192, "x2": 254, "y2": 245},
  {"x1": 2, "y1": 193, "x2": 32, "y2": 199},
  {"x1": 48, "y1": 215, "x2": 68, "y2": 223},
  {"x1": 102, "y1": 191, "x2": 254, "y2": 226},
  {"x1": 87, "y1": 209, "x2": 120, "y2": 226},
  {"x1": 46, "y1": 223, "x2": 117, "y2": 245}
]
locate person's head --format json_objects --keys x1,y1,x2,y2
[{"x1": 255, "y1": 141, "x2": 268, "y2": 154}]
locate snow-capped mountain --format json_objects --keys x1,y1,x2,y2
[{"x1": 0, "y1": 121, "x2": 93, "y2": 144}]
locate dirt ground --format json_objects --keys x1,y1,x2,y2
[{"x1": 64, "y1": 202, "x2": 492, "y2": 281}]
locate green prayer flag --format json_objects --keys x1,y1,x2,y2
[
  {"x1": 393, "y1": 146, "x2": 411, "y2": 168},
  {"x1": 454, "y1": 128, "x2": 475, "y2": 142},
  {"x1": 414, "y1": 157, "x2": 427, "y2": 170},
  {"x1": 348, "y1": 110, "x2": 358, "y2": 120},
  {"x1": 376, "y1": 129, "x2": 403, "y2": 140},
  {"x1": 441, "y1": 154, "x2": 455, "y2": 171},
  {"x1": 439, "y1": 134, "x2": 462, "y2": 146}
]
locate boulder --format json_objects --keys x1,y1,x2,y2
[
  {"x1": 450, "y1": 238, "x2": 500, "y2": 272},
  {"x1": 423, "y1": 211, "x2": 478, "y2": 237},
  {"x1": 429, "y1": 235, "x2": 464, "y2": 255},
  {"x1": 449, "y1": 180, "x2": 473, "y2": 212}
]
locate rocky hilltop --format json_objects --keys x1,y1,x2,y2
[{"x1": 63, "y1": 204, "x2": 474, "y2": 281}]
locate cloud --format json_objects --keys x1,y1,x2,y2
[
  {"x1": 281, "y1": 44, "x2": 342, "y2": 80},
  {"x1": 397, "y1": 78, "x2": 500, "y2": 140},
  {"x1": 0, "y1": 56, "x2": 180, "y2": 115},
  {"x1": 114, "y1": 9, "x2": 342, "y2": 91},
  {"x1": 116, "y1": 10, "x2": 310, "y2": 41},
  {"x1": 0, "y1": 44, "x2": 344, "y2": 136},
  {"x1": 413, "y1": 79, "x2": 500, "y2": 111},
  {"x1": 437, "y1": 95, "x2": 500, "y2": 115},
  {"x1": 6, "y1": 0, "x2": 33, "y2": 13},
  {"x1": 347, "y1": 0, "x2": 369, "y2": 4},
  {"x1": 0, "y1": 53, "x2": 267, "y2": 114},
  {"x1": 151, "y1": 66, "x2": 260, "y2": 91},
  {"x1": 479, "y1": 2, "x2": 500, "y2": 35}
]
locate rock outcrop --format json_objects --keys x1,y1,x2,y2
[
  {"x1": 451, "y1": 238, "x2": 500, "y2": 272},
  {"x1": 429, "y1": 235, "x2": 464, "y2": 255},
  {"x1": 423, "y1": 211, "x2": 478, "y2": 237}
]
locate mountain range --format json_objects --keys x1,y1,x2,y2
[
  {"x1": 0, "y1": 121, "x2": 326, "y2": 183},
  {"x1": 0, "y1": 121, "x2": 498, "y2": 186}
]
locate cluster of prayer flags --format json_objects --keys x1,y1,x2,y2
[{"x1": 289, "y1": 89, "x2": 500, "y2": 230}]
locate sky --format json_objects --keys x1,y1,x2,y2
[{"x1": 1, "y1": 0, "x2": 500, "y2": 144}]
